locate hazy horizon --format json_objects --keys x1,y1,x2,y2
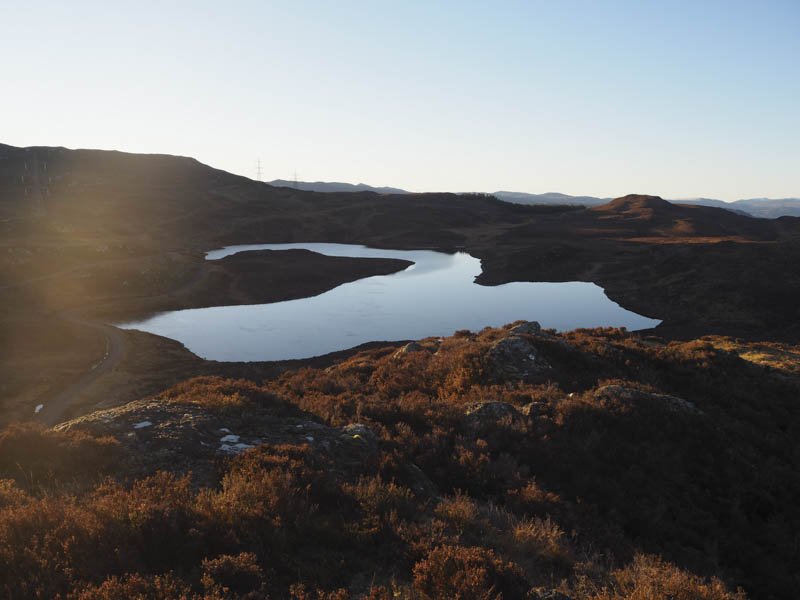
[
  {"x1": 4, "y1": 140, "x2": 797, "y2": 204},
  {"x1": 2, "y1": 1, "x2": 798, "y2": 201}
]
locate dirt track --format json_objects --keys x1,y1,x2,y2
[
  {"x1": 23, "y1": 251, "x2": 412, "y2": 425},
  {"x1": 34, "y1": 315, "x2": 126, "y2": 426}
]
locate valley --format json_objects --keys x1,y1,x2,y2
[
  {"x1": 1, "y1": 145, "x2": 799, "y2": 598},
  {"x1": 3, "y1": 145, "x2": 800, "y2": 425}
]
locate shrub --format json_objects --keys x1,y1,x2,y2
[
  {"x1": 201, "y1": 552, "x2": 268, "y2": 598},
  {"x1": 434, "y1": 491, "x2": 479, "y2": 531},
  {"x1": 342, "y1": 475, "x2": 415, "y2": 521},
  {"x1": 69, "y1": 572, "x2": 206, "y2": 600},
  {"x1": 512, "y1": 515, "x2": 571, "y2": 566},
  {"x1": 0, "y1": 478, "x2": 27, "y2": 508},
  {"x1": 412, "y1": 545, "x2": 528, "y2": 600},
  {"x1": 160, "y1": 376, "x2": 292, "y2": 416},
  {"x1": 0, "y1": 423, "x2": 120, "y2": 492},
  {"x1": 589, "y1": 554, "x2": 746, "y2": 600}
]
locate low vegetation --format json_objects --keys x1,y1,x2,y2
[{"x1": 1, "y1": 324, "x2": 797, "y2": 599}]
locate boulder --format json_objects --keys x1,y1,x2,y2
[
  {"x1": 54, "y1": 398, "x2": 378, "y2": 486},
  {"x1": 465, "y1": 401, "x2": 519, "y2": 420},
  {"x1": 392, "y1": 342, "x2": 428, "y2": 359},
  {"x1": 465, "y1": 401, "x2": 524, "y2": 427},
  {"x1": 509, "y1": 320, "x2": 542, "y2": 336},
  {"x1": 593, "y1": 385, "x2": 701, "y2": 415},
  {"x1": 340, "y1": 423, "x2": 378, "y2": 445},
  {"x1": 487, "y1": 335, "x2": 550, "y2": 380}
]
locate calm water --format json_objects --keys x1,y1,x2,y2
[{"x1": 118, "y1": 243, "x2": 660, "y2": 362}]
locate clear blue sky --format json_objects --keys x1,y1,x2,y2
[{"x1": 1, "y1": 1, "x2": 798, "y2": 200}]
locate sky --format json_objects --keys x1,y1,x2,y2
[{"x1": 1, "y1": 1, "x2": 798, "y2": 201}]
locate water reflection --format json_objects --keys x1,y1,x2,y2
[{"x1": 119, "y1": 243, "x2": 660, "y2": 362}]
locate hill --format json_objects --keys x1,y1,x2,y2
[
  {"x1": 493, "y1": 190, "x2": 610, "y2": 206},
  {"x1": 260, "y1": 173, "x2": 800, "y2": 219},
  {"x1": 496, "y1": 191, "x2": 800, "y2": 219},
  {"x1": 268, "y1": 179, "x2": 411, "y2": 195},
  {"x1": 734, "y1": 197, "x2": 800, "y2": 218},
  {"x1": 674, "y1": 197, "x2": 800, "y2": 218},
  {"x1": 671, "y1": 197, "x2": 752, "y2": 216},
  {"x1": 586, "y1": 194, "x2": 768, "y2": 239},
  {"x1": 2, "y1": 144, "x2": 800, "y2": 422},
  {"x1": 2, "y1": 145, "x2": 800, "y2": 598},
  {"x1": 259, "y1": 172, "x2": 799, "y2": 219},
  {"x1": 1, "y1": 323, "x2": 797, "y2": 598}
]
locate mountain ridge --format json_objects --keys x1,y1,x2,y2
[{"x1": 265, "y1": 175, "x2": 800, "y2": 218}]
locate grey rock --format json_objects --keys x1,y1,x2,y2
[
  {"x1": 341, "y1": 423, "x2": 377, "y2": 444},
  {"x1": 392, "y1": 342, "x2": 428, "y2": 359},
  {"x1": 465, "y1": 401, "x2": 524, "y2": 427},
  {"x1": 488, "y1": 335, "x2": 550, "y2": 380},
  {"x1": 593, "y1": 385, "x2": 701, "y2": 415},
  {"x1": 54, "y1": 397, "x2": 358, "y2": 487},
  {"x1": 405, "y1": 463, "x2": 440, "y2": 498},
  {"x1": 465, "y1": 401, "x2": 519, "y2": 420},
  {"x1": 509, "y1": 321, "x2": 542, "y2": 336}
]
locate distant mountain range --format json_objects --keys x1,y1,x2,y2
[
  {"x1": 491, "y1": 191, "x2": 611, "y2": 207},
  {"x1": 491, "y1": 191, "x2": 800, "y2": 219},
  {"x1": 671, "y1": 197, "x2": 800, "y2": 219},
  {"x1": 269, "y1": 179, "x2": 800, "y2": 219},
  {"x1": 268, "y1": 179, "x2": 409, "y2": 195}
]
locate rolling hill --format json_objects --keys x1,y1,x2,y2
[{"x1": 260, "y1": 176, "x2": 800, "y2": 218}]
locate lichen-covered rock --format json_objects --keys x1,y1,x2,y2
[
  {"x1": 55, "y1": 400, "x2": 380, "y2": 486},
  {"x1": 465, "y1": 401, "x2": 524, "y2": 427},
  {"x1": 465, "y1": 401, "x2": 519, "y2": 420},
  {"x1": 340, "y1": 423, "x2": 377, "y2": 445},
  {"x1": 392, "y1": 342, "x2": 427, "y2": 359},
  {"x1": 593, "y1": 385, "x2": 701, "y2": 415},
  {"x1": 509, "y1": 320, "x2": 542, "y2": 336},
  {"x1": 487, "y1": 334, "x2": 550, "y2": 380}
]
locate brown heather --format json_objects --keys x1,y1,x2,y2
[{"x1": 1, "y1": 325, "x2": 796, "y2": 598}]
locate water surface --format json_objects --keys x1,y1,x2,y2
[{"x1": 119, "y1": 243, "x2": 660, "y2": 361}]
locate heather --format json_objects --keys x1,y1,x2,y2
[{"x1": 1, "y1": 324, "x2": 797, "y2": 598}]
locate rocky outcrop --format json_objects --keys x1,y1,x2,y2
[
  {"x1": 465, "y1": 401, "x2": 520, "y2": 421},
  {"x1": 340, "y1": 423, "x2": 378, "y2": 447},
  {"x1": 592, "y1": 385, "x2": 701, "y2": 415},
  {"x1": 465, "y1": 401, "x2": 524, "y2": 427},
  {"x1": 392, "y1": 342, "x2": 428, "y2": 359},
  {"x1": 55, "y1": 397, "x2": 379, "y2": 486},
  {"x1": 509, "y1": 320, "x2": 543, "y2": 336},
  {"x1": 487, "y1": 327, "x2": 551, "y2": 380}
]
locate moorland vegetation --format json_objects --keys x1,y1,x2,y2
[{"x1": 1, "y1": 324, "x2": 797, "y2": 599}]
